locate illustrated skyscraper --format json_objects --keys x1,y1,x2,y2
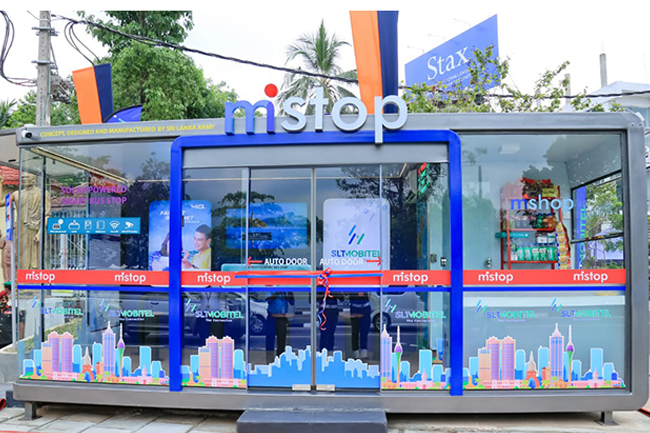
[
  {"x1": 117, "y1": 324, "x2": 126, "y2": 377},
  {"x1": 199, "y1": 347, "x2": 211, "y2": 381},
  {"x1": 49, "y1": 331, "x2": 60, "y2": 373},
  {"x1": 380, "y1": 325, "x2": 392, "y2": 382},
  {"x1": 486, "y1": 337, "x2": 500, "y2": 381},
  {"x1": 477, "y1": 347, "x2": 490, "y2": 384},
  {"x1": 60, "y1": 332, "x2": 73, "y2": 373},
  {"x1": 102, "y1": 322, "x2": 116, "y2": 376},
  {"x1": 565, "y1": 325, "x2": 575, "y2": 381},
  {"x1": 394, "y1": 326, "x2": 403, "y2": 383},
  {"x1": 549, "y1": 323, "x2": 564, "y2": 383},
  {"x1": 207, "y1": 336, "x2": 220, "y2": 379},
  {"x1": 42, "y1": 341, "x2": 52, "y2": 375},
  {"x1": 220, "y1": 337, "x2": 234, "y2": 380},
  {"x1": 501, "y1": 337, "x2": 515, "y2": 381}
]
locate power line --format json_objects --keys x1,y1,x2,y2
[
  {"x1": 53, "y1": 14, "x2": 359, "y2": 85},
  {"x1": 0, "y1": 11, "x2": 35, "y2": 87},
  {"x1": 24, "y1": 13, "x2": 650, "y2": 102},
  {"x1": 63, "y1": 21, "x2": 95, "y2": 66}
]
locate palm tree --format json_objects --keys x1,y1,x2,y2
[
  {"x1": 0, "y1": 99, "x2": 16, "y2": 129},
  {"x1": 278, "y1": 20, "x2": 357, "y2": 114}
]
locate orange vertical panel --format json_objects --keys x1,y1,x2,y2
[
  {"x1": 350, "y1": 11, "x2": 383, "y2": 114},
  {"x1": 72, "y1": 67, "x2": 103, "y2": 124}
]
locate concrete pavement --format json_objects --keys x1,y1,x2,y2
[{"x1": 0, "y1": 405, "x2": 648, "y2": 433}]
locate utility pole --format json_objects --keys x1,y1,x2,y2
[
  {"x1": 599, "y1": 53, "x2": 608, "y2": 88},
  {"x1": 34, "y1": 11, "x2": 52, "y2": 126}
]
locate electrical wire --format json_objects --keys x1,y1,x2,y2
[
  {"x1": 70, "y1": 23, "x2": 99, "y2": 63},
  {"x1": 0, "y1": 11, "x2": 35, "y2": 86},
  {"x1": 63, "y1": 21, "x2": 94, "y2": 66},
  {"x1": 53, "y1": 14, "x2": 359, "y2": 85},
  {"x1": 49, "y1": 14, "x2": 650, "y2": 101}
]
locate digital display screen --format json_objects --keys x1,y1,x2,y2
[{"x1": 226, "y1": 202, "x2": 308, "y2": 250}]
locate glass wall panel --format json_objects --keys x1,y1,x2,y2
[
  {"x1": 379, "y1": 163, "x2": 450, "y2": 391},
  {"x1": 315, "y1": 165, "x2": 381, "y2": 389},
  {"x1": 461, "y1": 133, "x2": 627, "y2": 391},
  {"x1": 19, "y1": 290, "x2": 169, "y2": 385},
  {"x1": 17, "y1": 141, "x2": 172, "y2": 385},
  {"x1": 246, "y1": 168, "x2": 312, "y2": 389},
  {"x1": 461, "y1": 133, "x2": 624, "y2": 271},
  {"x1": 181, "y1": 167, "x2": 247, "y2": 388},
  {"x1": 463, "y1": 291, "x2": 625, "y2": 390}
]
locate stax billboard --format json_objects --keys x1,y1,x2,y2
[
  {"x1": 224, "y1": 87, "x2": 408, "y2": 144},
  {"x1": 405, "y1": 15, "x2": 499, "y2": 91}
]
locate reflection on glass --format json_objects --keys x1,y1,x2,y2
[
  {"x1": 381, "y1": 291, "x2": 449, "y2": 390},
  {"x1": 266, "y1": 291, "x2": 294, "y2": 360},
  {"x1": 181, "y1": 292, "x2": 247, "y2": 388},
  {"x1": 350, "y1": 292, "x2": 371, "y2": 358},
  {"x1": 460, "y1": 133, "x2": 624, "y2": 271},
  {"x1": 248, "y1": 289, "x2": 311, "y2": 388},
  {"x1": 19, "y1": 292, "x2": 169, "y2": 385},
  {"x1": 463, "y1": 291, "x2": 625, "y2": 390},
  {"x1": 318, "y1": 291, "x2": 341, "y2": 352},
  {"x1": 572, "y1": 177, "x2": 624, "y2": 269}
]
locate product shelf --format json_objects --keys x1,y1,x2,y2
[{"x1": 500, "y1": 182, "x2": 564, "y2": 271}]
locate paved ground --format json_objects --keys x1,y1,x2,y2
[{"x1": 0, "y1": 405, "x2": 646, "y2": 433}]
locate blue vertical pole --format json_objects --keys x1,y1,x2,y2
[
  {"x1": 447, "y1": 132, "x2": 464, "y2": 396},
  {"x1": 169, "y1": 140, "x2": 183, "y2": 391}
]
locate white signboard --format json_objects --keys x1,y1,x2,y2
[{"x1": 322, "y1": 198, "x2": 390, "y2": 271}]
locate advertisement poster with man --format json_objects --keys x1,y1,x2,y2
[{"x1": 148, "y1": 200, "x2": 212, "y2": 271}]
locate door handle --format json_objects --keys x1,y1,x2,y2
[{"x1": 440, "y1": 257, "x2": 447, "y2": 267}]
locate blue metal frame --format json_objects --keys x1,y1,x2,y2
[{"x1": 169, "y1": 129, "x2": 464, "y2": 394}]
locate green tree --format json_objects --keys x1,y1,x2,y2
[
  {"x1": 78, "y1": 11, "x2": 193, "y2": 54},
  {"x1": 277, "y1": 20, "x2": 357, "y2": 114},
  {"x1": 79, "y1": 11, "x2": 236, "y2": 121},
  {"x1": 0, "y1": 99, "x2": 16, "y2": 128},
  {"x1": 405, "y1": 46, "x2": 622, "y2": 114},
  {"x1": 5, "y1": 90, "x2": 80, "y2": 128}
]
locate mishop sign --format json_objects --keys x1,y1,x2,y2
[
  {"x1": 510, "y1": 195, "x2": 575, "y2": 212},
  {"x1": 224, "y1": 87, "x2": 408, "y2": 144}
]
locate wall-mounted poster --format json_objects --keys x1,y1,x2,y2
[
  {"x1": 323, "y1": 198, "x2": 390, "y2": 271},
  {"x1": 148, "y1": 201, "x2": 212, "y2": 271}
]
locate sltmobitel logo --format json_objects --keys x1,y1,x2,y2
[
  {"x1": 31, "y1": 296, "x2": 82, "y2": 316},
  {"x1": 476, "y1": 300, "x2": 536, "y2": 321},
  {"x1": 551, "y1": 298, "x2": 612, "y2": 320},
  {"x1": 100, "y1": 299, "x2": 154, "y2": 321},
  {"x1": 185, "y1": 299, "x2": 242, "y2": 321}
]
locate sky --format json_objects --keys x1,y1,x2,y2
[{"x1": 2, "y1": 1, "x2": 650, "y2": 110}]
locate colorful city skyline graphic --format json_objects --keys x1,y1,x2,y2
[
  {"x1": 21, "y1": 322, "x2": 168, "y2": 385},
  {"x1": 182, "y1": 336, "x2": 247, "y2": 388},
  {"x1": 19, "y1": 320, "x2": 622, "y2": 391},
  {"x1": 381, "y1": 326, "x2": 449, "y2": 390},
  {"x1": 464, "y1": 323, "x2": 624, "y2": 389},
  {"x1": 248, "y1": 345, "x2": 380, "y2": 388}
]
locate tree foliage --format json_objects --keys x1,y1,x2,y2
[
  {"x1": 109, "y1": 43, "x2": 236, "y2": 121},
  {"x1": 4, "y1": 90, "x2": 80, "y2": 128},
  {"x1": 78, "y1": 11, "x2": 236, "y2": 121},
  {"x1": 78, "y1": 11, "x2": 194, "y2": 54},
  {"x1": 405, "y1": 46, "x2": 624, "y2": 114},
  {"x1": 0, "y1": 99, "x2": 16, "y2": 128},
  {"x1": 277, "y1": 20, "x2": 357, "y2": 114}
]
